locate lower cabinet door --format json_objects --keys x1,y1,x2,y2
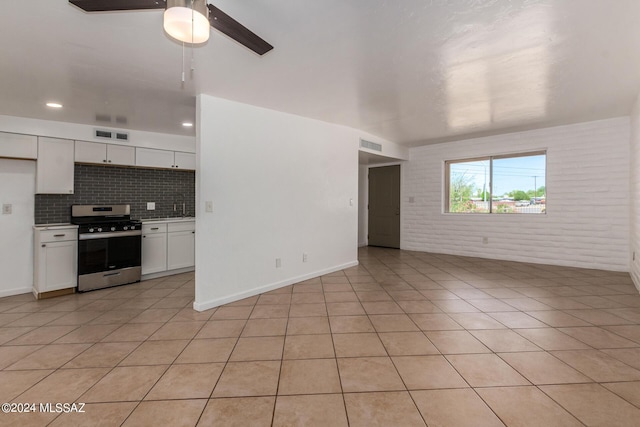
[
  {"x1": 142, "y1": 233, "x2": 168, "y2": 275},
  {"x1": 167, "y1": 230, "x2": 195, "y2": 270},
  {"x1": 40, "y1": 240, "x2": 77, "y2": 292}
]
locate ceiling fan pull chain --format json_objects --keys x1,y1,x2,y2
[
  {"x1": 181, "y1": 41, "x2": 186, "y2": 84},
  {"x1": 191, "y1": 0, "x2": 196, "y2": 75}
]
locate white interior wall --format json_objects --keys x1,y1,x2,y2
[
  {"x1": 195, "y1": 95, "x2": 390, "y2": 310},
  {"x1": 630, "y1": 94, "x2": 640, "y2": 289},
  {"x1": 403, "y1": 117, "x2": 630, "y2": 271},
  {"x1": 0, "y1": 159, "x2": 35, "y2": 296}
]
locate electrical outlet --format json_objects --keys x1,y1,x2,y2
[
  {"x1": 205, "y1": 201, "x2": 213, "y2": 213},
  {"x1": 482, "y1": 237, "x2": 489, "y2": 244},
  {"x1": 303, "y1": 253, "x2": 308, "y2": 263},
  {"x1": 276, "y1": 258, "x2": 282, "y2": 268},
  {"x1": 146, "y1": 202, "x2": 155, "y2": 210},
  {"x1": 2, "y1": 204, "x2": 12, "y2": 215}
]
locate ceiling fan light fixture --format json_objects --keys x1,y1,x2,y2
[{"x1": 164, "y1": 0, "x2": 210, "y2": 44}]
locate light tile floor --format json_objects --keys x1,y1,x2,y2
[{"x1": 2, "y1": 247, "x2": 640, "y2": 425}]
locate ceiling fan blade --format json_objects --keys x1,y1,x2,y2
[
  {"x1": 207, "y1": 4, "x2": 273, "y2": 55},
  {"x1": 69, "y1": 0, "x2": 166, "y2": 12}
]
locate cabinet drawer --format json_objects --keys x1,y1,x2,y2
[
  {"x1": 168, "y1": 221, "x2": 195, "y2": 232},
  {"x1": 39, "y1": 229, "x2": 77, "y2": 243},
  {"x1": 143, "y1": 223, "x2": 167, "y2": 234}
]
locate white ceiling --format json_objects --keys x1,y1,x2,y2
[{"x1": 2, "y1": 0, "x2": 640, "y2": 146}]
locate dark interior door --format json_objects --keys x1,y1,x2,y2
[{"x1": 368, "y1": 165, "x2": 400, "y2": 248}]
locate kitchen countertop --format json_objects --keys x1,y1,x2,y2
[
  {"x1": 33, "y1": 223, "x2": 78, "y2": 229},
  {"x1": 140, "y1": 217, "x2": 195, "y2": 224}
]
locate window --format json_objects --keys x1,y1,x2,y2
[{"x1": 445, "y1": 151, "x2": 546, "y2": 214}]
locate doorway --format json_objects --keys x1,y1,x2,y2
[{"x1": 368, "y1": 164, "x2": 400, "y2": 248}]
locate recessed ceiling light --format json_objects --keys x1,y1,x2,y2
[
  {"x1": 182, "y1": 122, "x2": 193, "y2": 127},
  {"x1": 46, "y1": 102, "x2": 63, "y2": 108}
]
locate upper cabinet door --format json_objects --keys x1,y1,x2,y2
[
  {"x1": 135, "y1": 147, "x2": 174, "y2": 169},
  {"x1": 0, "y1": 132, "x2": 37, "y2": 159},
  {"x1": 174, "y1": 152, "x2": 195, "y2": 170},
  {"x1": 75, "y1": 141, "x2": 107, "y2": 164},
  {"x1": 107, "y1": 144, "x2": 135, "y2": 166},
  {"x1": 37, "y1": 137, "x2": 74, "y2": 194}
]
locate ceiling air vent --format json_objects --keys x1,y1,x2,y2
[
  {"x1": 360, "y1": 139, "x2": 382, "y2": 152},
  {"x1": 115, "y1": 132, "x2": 129, "y2": 141},
  {"x1": 94, "y1": 129, "x2": 113, "y2": 139},
  {"x1": 94, "y1": 128, "x2": 130, "y2": 142}
]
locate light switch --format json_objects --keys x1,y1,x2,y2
[
  {"x1": 146, "y1": 202, "x2": 156, "y2": 210},
  {"x1": 2, "y1": 204, "x2": 12, "y2": 215}
]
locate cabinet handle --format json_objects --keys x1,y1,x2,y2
[
  {"x1": 175, "y1": 165, "x2": 179, "y2": 168},
  {"x1": 53, "y1": 234, "x2": 66, "y2": 237},
  {"x1": 143, "y1": 235, "x2": 146, "y2": 238},
  {"x1": 151, "y1": 227, "x2": 159, "y2": 230},
  {"x1": 42, "y1": 244, "x2": 46, "y2": 247},
  {"x1": 103, "y1": 159, "x2": 107, "y2": 163},
  {"x1": 192, "y1": 231, "x2": 195, "y2": 234},
  {"x1": 108, "y1": 160, "x2": 112, "y2": 163}
]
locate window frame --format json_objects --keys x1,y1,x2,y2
[{"x1": 444, "y1": 150, "x2": 546, "y2": 214}]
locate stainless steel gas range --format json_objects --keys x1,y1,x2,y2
[{"x1": 71, "y1": 204, "x2": 142, "y2": 292}]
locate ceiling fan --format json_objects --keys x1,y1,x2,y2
[{"x1": 68, "y1": 0, "x2": 273, "y2": 55}]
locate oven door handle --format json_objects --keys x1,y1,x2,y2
[{"x1": 79, "y1": 230, "x2": 142, "y2": 240}]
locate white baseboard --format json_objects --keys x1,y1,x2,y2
[
  {"x1": 0, "y1": 286, "x2": 32, "y2": 298},
  {"x1": 193, "y1": 260, "x2": 359, "y2": 312}
]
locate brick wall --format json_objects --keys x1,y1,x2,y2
[
  {"x1": 35, "y1": 164, "x2": 195, "y2": 224},
  {"x1": 402, "y1": 117, "x2": 630, "y2": 272}
]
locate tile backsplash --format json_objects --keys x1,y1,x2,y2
[{"x1": 35, "y1": 164, "x2": 195, "y2": 224}]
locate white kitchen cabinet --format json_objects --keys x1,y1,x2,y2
[
  {"x1": 142, "y1": 224, "x2": 168, "y2": 275},
  {"x1": 36, "y1": 137, "x2": 74, "y2": 194},
  {"x1": 33, "y1": 226, "x2": 78, "y2": 297},
  {"x1": 75, "y1": 141, "x2": 135, "y2": 166},
  {"x1": 142, "y1": 219, "x2": 195, "y2": 277},
  {"x1": 136, "y1": 147, "x2": 175, "y2": 169},
  {"x1": 75, "y1": 140, "x2": 104, "y2": 163},
  {"x1": 174, "y1": 152, "x2": 196, "y2": 170},
  {"x1": 136, "y1": 147, "x2": 195, "y2": 170},
  {"x1": 167, "y1": 222, "x2": 195, "y2": 270},
  {"x1": 0, "y1": 132, "x2": 37, "y2": 159},
  {"x1": 107, "y1": 144, "x2": 135, "y2": 166}
]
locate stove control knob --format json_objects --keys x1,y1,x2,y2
[
  {"x1": 111, "y1": 227, "x2": 116, "y2": 231},
  {"x1": 123, "y1": 226, "x2": 128, "y2": 231},
  {"x1": 97, "y1": 228, "x2": 102, "y2": 232},
  {"x1": 89, "y1": 228, "x2": 94, "y2": 232}
]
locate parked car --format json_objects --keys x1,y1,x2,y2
[{"x1": 515, "y1": 200, "x2": 530, "y2": 207}]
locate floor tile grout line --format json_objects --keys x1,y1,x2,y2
[{"x1": 325, "y1": 274, "x2": 353, "y2": 427}]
